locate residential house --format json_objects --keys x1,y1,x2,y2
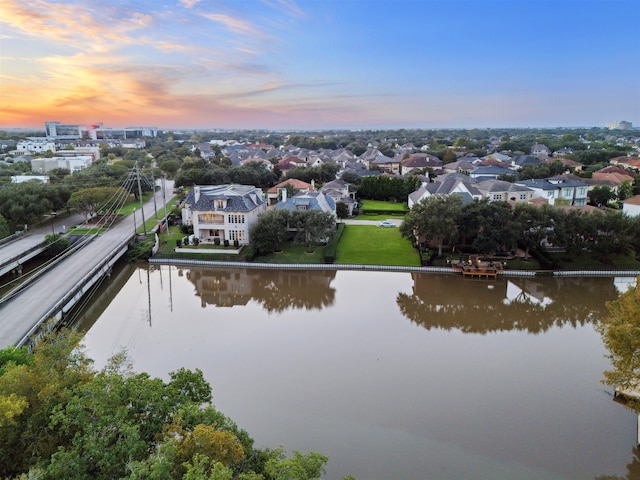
[
  {"x1": 530, "y1": 143, "x2": 551, "y2": 158},
  {"x1": 442, "y1": 157, "x2": 477, "y2": 175},
  {"x1": 553, "y1": 147, "x2": 574, "y2": 157},
  {"x1": 267, "y1": 179, "x2": 315, "y2": 206},
  {"x1": 515, "y1": 175, "x2": 589, "y2": 206},
  {"x1": 408, "y1": 173, "x2": 482, "y2": 208},
  {"x1": 181, "y1": 184, "x2": 267, "y2": 245},
  {"x1": 469, "y1": 165, "x2": 514, "y2": 180},
  {"x1": 370, "y1": 154, "x2": 400, "y2": 174},
  {"x1": 277, "y1": 156, "x2": 308, "y2": 172},
  {"x1": 320, "y1": 179, "x2": 357, "y2": 215},
  {"x1": 274, "y1": 190, "x2": 337, "y2": 217},
  {"x1": 546, "y1": 157, "x2": 582, "y2": 172},
  {"x1": 511, "y1": 155, "x2": 543, "y2": 170},
  {"x1": 622, "y1": 195, "x2": 640, "y2": 217},
  {"x1": 609, "y1": 156, "x2": 640, "y2": 172},
  {"x1": 400, "y1": 153, "x2": 442, "y2": 175},
  {"x1": 475, "y1": 179, "x2": 534, "y2": 203}
]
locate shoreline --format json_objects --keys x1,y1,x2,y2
[{"x1": 148, "y1": 258, "x2": 640, "y2": 277}]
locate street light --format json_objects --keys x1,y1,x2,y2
[{"x1": 50, "y1": 212, "x2": 57, "y2": 235}]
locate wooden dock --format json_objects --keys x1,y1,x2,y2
[{"x1": 451, "y1": 257, "x2": 504, "y2": 279}]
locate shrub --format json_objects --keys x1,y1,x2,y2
[
  {"x1": 193, "y1": 237, "x2": 199, "y2": 246},
  {"x1": 323, "y1": 223, "x2": 345, "y2": 263},
  {"x1": 233, "y1": 239, "x2": 239, "y2": 248},
  {"x1": 223, "y1": 239, "x2": 229, "y2": 247},
  {"x1": 214, "y1": 237, "x2": 220, "y2": 246},
  {"x1": 176, "y1": 238, "x2": 182, "y2": 248}
]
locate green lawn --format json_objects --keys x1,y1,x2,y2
[
  {"x1": 336, "y1": 225, "x2": 420, "y2": 266},
  {"x1": 360, "y1": 199, "x2": 408, "y2": 212},
  {"x1": 254, "y1": 244, "x2": 326, "y2": 264}
]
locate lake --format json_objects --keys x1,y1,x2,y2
[{"x1": 75, "y1": 264, "x2": 639, "y2": 480}]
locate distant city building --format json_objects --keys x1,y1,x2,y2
[
  {"x1": 31, "y1": 156, "x2": 93, "y2": 174},
  {"x1": 606, "y1": 121, "x2": 633, "y2": 130},
  {"x1": 45, "y1": 121, "x2": 157, "y2": 140}
]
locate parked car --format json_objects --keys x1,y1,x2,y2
[{"x1": 379, "y1": 221, "x2": 395, "y2": 227}]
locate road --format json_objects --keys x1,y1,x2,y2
[{"x1": 0, "y1": 180, "x2": 176, "y2": 349}]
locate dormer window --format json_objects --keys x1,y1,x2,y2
[{"x1": 216, "y1": 199, "x2": 225, "y2": 209}]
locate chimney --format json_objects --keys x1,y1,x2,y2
[
  {"x1": 311, "y1": 179, "x2": 315, "y2": 189},
  {"x1": 194, "y1": 185, "x2": 200, "y2": 202},
  {"x1": 281, "y1": 187, "x2": 287, "y2": 202}
]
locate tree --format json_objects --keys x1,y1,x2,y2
[
  {"x1": 618, "y1": 180, "x2": 633, "y2": 202},
  {"x1": 45, "y1": 233, "x2": 71, "y2": 257},
  {"x1": 67, "y1": 186, "x2": 130, "y2": 218},
  {"x1": 401, "y1": 195, "x2": 462, "y2": 256},
  {"x1": 597, "y1": 277, "x2": 640, "y2": 409},
  {"x1": 0, "y1": 214, "x2": 9, "y2": 239},
  {"x1": 588, "y1": 185, "x2": 616, "y2": 206},
  {"x1": 290, "y1": 210, "x2": 336, "y2": 253},
  {"x1": 264, "y1": 447, "x2": 328, "y2": 480},
  {"x1": 160, "y1": 159, "x2": 180, "y2": 178},
  {"x1": 249, "y1": 209, "x2": 290, "y2": 255},
  {"x1": 336, "y1": 202, "x2": 349, "y2": 220}
]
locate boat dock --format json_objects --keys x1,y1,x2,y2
[{"x1": 451, "y1": 256, "x2": 505, "y2": 279}]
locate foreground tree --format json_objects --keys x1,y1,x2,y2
[
  {"x1": 0, "y1": 330, "x2": 329, "y2": 479},
  {"x1": 597, "y1": 278, "x2": 640, "y2": 409},
  {"x1": 401, "y1": 195, "x2": 462, "y2": 256}
]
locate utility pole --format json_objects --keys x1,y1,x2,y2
[
  {"x1": 162, "y1": 175, "x2": 169, "y2": 233},
  {"x1": 135, "y1": 162, "x2": 147, "y2": 235}
]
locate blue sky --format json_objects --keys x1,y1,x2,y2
[{"x1": 0, "y1": 0, "x2": 638, "y2": 129}]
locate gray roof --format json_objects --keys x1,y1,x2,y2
[
  {"x1": 476, "y1": 179, "x2": 533, "y2": 193},
  {"x1": 186, "y1": 184, "x2": 265, "y2": 212},
  {"x1": 274, "y1": 191, "x2": 336, "y2": 213}
]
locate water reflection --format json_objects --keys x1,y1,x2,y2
[
  {"x1": 397, "y1": 274, "x2": 620, "y2": 333},
  {"x1": 186, "y1": 268, "x2": 336, "y2": 312},
  {"x1": 597, "y1": 446, "x2": 640, "y2": 480}
]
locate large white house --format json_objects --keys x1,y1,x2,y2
[{"x1": 181, "y1": 184, "x2": 267, "y2": 245}]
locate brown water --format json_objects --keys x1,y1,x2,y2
[{"x1": 75, "y1": 265, "x2": 639, "y2": 480}]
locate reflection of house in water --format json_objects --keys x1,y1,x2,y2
[
  {"x1": 399, "y1": 273, "x2": 618, "y2": 333},
  {"x1": 185, "y1": 268, "x2": 337, "y2": 312},
  {"x1": 187, "y1": 268, "x2": 261, "y2": 308}
]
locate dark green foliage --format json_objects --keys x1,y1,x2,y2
[
  {"x1": 357, "y1": 175, "x2": 420, "y2": 201},
  {"x1": 323, "y1": 223, "x2": 345, "y2": 263},
  {"x1": 0, "y1": 331, "x2": 326, "y2": 479},
  {"x1": 126, "y1": 237, "x2": 155, "y2": 261},
  {"x1": 44, "y1": 233, "x2": 71, "y2": 257}
]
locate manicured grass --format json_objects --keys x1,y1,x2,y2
[
  {"x1": 336, "y1": 225, "x2": 420, "y2": 266},
  {"x1": 254, "y1": 244, "x2": 326, "y2": 264},
  {"x1": 351, "y1": 213, "x2": 406, "y2": 221},
  {"x1": 67, "y1": 227, "x2": 107, "y2": 235},
  {"x1": 360, "y1": 199, "x2": 408, "y2": 212}
]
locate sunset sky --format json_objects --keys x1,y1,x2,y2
[{"x1": 1, "y1": 0, "x2": 638, "y2": 130}]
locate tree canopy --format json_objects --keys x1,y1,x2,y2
[
  {"x1": 597, "y1": 279, "x2": 640, "y2": 411},
  {"x1": 0, "y1": 330, "x2": 333, "y2": 480}
]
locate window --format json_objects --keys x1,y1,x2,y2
[
  {"x1": 547, "y1": 191, "x2": 555, "y2": 197},
  {"x1": 229, "y1": 230, "x2": 245, "y2": 241},
  {"x1": 228, "y1": 214, "x2": 245, "y2": 224},
  {"x1": 215, "y1": 199, "x2": 225, "y2": 209},
  {"x1": 563, "y1": 188, "x2": 572, "y2": 197},
  {"x1": 578, "y1": 187, "x2": 586, "y2": 196},
  {"x1": 519, "y1": 194, "x2": 527, "y2": 200}
]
